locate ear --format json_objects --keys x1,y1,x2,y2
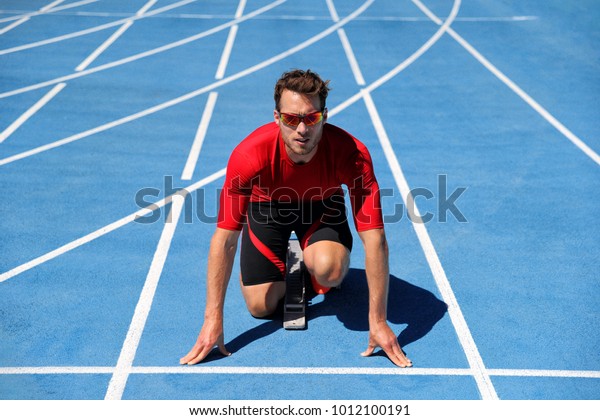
[
  {"x1": 274, "y1": 110, "x2": 280, "y2": 126},
  {"x1": 323, "y1": 108, "x2": 328, "y2": 123}
]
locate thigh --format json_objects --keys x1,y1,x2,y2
[
  {"x1": 240, "y1": 202, "x2": 291, "y2": 286},
  {"x1": 295, "y1": 195, "x2": 353, "y2": 251}
]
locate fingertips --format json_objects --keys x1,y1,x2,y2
[
  {"x1": 361, "y1": 345, "x2": 376, "y2": 357},
  {"x1": 218, "y1": 345, "x2": 232, "y2": 357},
  {"x1": 179, "y1": 353, "x2": 193, "y2": 365}
]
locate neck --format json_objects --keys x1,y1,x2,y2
[{"x1": 285, "y1": 145, "x2": 318, "y2": 164}]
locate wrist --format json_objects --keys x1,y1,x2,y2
[
  {"x1": 204, "y1": 309, "x2": 224, "y2": 323},
  {"x1": 368, "y1": 313, "x2": 387, "y2": 326}
]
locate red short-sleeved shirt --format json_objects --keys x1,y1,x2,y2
[{"x1": 217, "y1": 122, "x2": 383, "y2": 232}]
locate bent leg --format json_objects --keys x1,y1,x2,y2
[
  {"x1": 239, "y1": 276, "x2": 286, "y2": 318},
  {"x1": 303, "y1": 240, "x2": 350, "y2": 289},
  {"x1": 239, "y1": 202, "x2": 290, "y2": 318}
]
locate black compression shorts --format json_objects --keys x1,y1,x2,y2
[{"x1": 240, "y1": 195, "x2": 353, "y2": 286}]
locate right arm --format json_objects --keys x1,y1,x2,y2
[{"x1": 179, "y1": 227, "x2": 241, "y2": 365}]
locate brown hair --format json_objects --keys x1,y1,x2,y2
[{"x1": 274, "y1": 69, "x2": 330, "y2": 111}]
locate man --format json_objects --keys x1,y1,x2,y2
[{"x1": 180, "y1": 69, "x2": 412, "y2": 368}]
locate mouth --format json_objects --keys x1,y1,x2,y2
[{"x1": 294, "y1": 138, "x2": 309, "y2": 144}]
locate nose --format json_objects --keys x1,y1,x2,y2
[{"x1": 296, "y1": 121, "x2": 308, "y2": 135}]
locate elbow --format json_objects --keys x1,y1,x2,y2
[
  {"x1": 211, "y1": 228, "x2": 241, "y2": 255},
  {"x1": 359, "y1": 228, "x2": 388, "y2": 255}
]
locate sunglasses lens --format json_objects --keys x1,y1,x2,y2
[
  {"x1": 280, "y1": 113, "x2": 300, "y2": 126},
  {"x1": 280, "y1": 112, "x2": 323, "y2": 127},
  {"x1": 304, "y1": 112, "x2": 323, "y2": 126}
]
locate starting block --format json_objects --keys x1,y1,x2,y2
[{"x1": 283, "y1": 238, "x2": 306, "y2": 330}]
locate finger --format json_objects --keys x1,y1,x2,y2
[
  {"x1": 187, "y1": 346, "x2": 212, "y2": 365},
  {"x1": 395, "y1": 344, "x2": 412, "y2": 367},
  {"x1": 383, "y1": 348, "x2": 407, "y2": 367},
  {"x1": 182, "y1": 341, "x2": 215, "y2": 365},
  {"x1": 361, "y1": 343, "x2": 377, "y2": 357},
  {"x1": 179, "y1": 347, "x2": 200, "y2": 365},
  {"x1": 217, "y1": 337, "x2": 231, "y2": 357},
  {"x1": 386, "y1": 344, "x2": 412, "y2": 368}
]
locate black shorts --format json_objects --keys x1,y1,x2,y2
[{"x1": 240, "y1": 195, "x2": 353, "y2": 286}]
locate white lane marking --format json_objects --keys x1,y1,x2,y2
[
  {"x1": 412, "y1": 0, "x2": 600, "y2": 166},
  {"x1": 362, "y1": 88, "x2": 498, "y2": 401},
  {"x1": 181, "y1": 92, "x2": 219, "y2": 180},
  {"x1": 0, "y1": 2, "x2": 156, "y2": 144},
  {"x1": 325, "y1": 0, "x2": 365, "y2": 85},
  {"x1": 182, "y1": 1, "x2": 245, "y2": 179},
  {"x1": 327, "y1": 0, "x2": 496, "y2": 400},
  {"x1": 104, "y1": 195, "x2": 186, "y2": 400},
  {"x1": 75, "y1": 0, "x2": 157, "y2": 72},
  {"x1": 1, "y1": 366, "x2": 598, "y2": 379},
  {"x1": 75, "y1": 21, "x2": 133, "y2": 72},
  {"x1": 0, "y1": 0, "x2": 284, "y2": 97},
  {"x1": 0, "y1": 169, "x2": 226, "y2": 284},
  {"x1": 0, "y1": 0, "x2": 97, "y2": 24},
  {"x1": 0, "y1": 16, "x2": 30, "y2": 34},
  {"x1": 328, "y1": 0, "x2": 461, "y2": 117},
  {"x1": 0, "y1": 0, "x2": 199, "y2": 55},
  {"x1": 0, "y1": 83, "x2": 66, "y2": 144},
  {"x1": 0, "y1": 0, "x2": 65, "y2": 36},
  {"x1": 215, "y1": 0, "x2": 246, "y2": 80},
  {"x1": 0, "y1": 0, "x2": 374, "y2": 166}
]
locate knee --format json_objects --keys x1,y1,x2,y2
[
  {"x1": 307, "y1": 251, "x2": 349, "y2": 287},
  {"x1": 241, "y1": 281, "x2": 285, "y2": 318},
  {"x1": 245, "y1": 298, "x2": 278, "y2": 318}
]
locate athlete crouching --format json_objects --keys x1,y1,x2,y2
[{"x1": 180, "y1": 69, "x2": 412, "y2": 368}]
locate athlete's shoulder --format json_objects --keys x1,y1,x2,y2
[
  {"x1": 323, "y1": 123, "x2": 371, "y2": 155},
  {"x1": 227, "y1": 122, "x2": 277, "y2": 174},
  {"x1": 235, "y1": 121, "x2": 279, "y2": 153}
]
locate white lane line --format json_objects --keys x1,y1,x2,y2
[
  {"x1": 339, "y1": 0, "x2": 496, "y2": 398},
  {"x1": 0, "y1": 0, "x2": 373, "y2": 167},
  {"x1": 0, "y1": 0, "x2": 286, "y2": 99},
  {"x1": 0, "y1": 1, "x2": 156, "y2": 144},
  {"x1": 488, "y1": 369, "x2": 600, "y2": 379},
  {"x1": 215, "y1": 0, "x2": 246, "y2": 80},
  {"x1": 136, "y1": 367, "x2": 472, "y2": 376},
  {"x1": 215, "y1": 25, "x2": 239, "y2": 80},
  {"x1": 0, "y1": 11, "x2": 538, "y2": 23},
  {"x1": 104, "y1": 195, "x2": 186, "y2": 400},
  {"x1": 0, "y1": 83, "x2": 66, "y2": 144},
  {"x1": 0, "y1": 0, "x2": 199, "y2": 56},
  {"x1": 0, "y1": 367, "x2": 115, "y2": 374},
  {"x1": 0, "y1": 0, "x2": 65, "y2": 35},
  {"x1": 327, "y1": 0, "x2": 496, "y2": 400},
  {"x1": 106, "y1": 1, "x2": 241, "y2": 398},
  {"x1": 325, "y1": 0, "x2": 365, "y2": 85},
  {"x1": 362, "y1": 89, "x2": 497, "y2": 401},
  {"x1": 75, "y1": 0, "x2": 157, "y2": 71},
  {"x1": 2, "y1": 366, "x2": 599, "y2": 379},
  {"x1": 0, "y1": 0, "x2": 96, "y2": 25},
  {"x1": 0, "y1": 16, "x2": 30, "y2": 34},
  {"x1": 75, "y1": 21, "x2": 133, "y2": 71},
  {"x1": 40, "y1": 0, "x2": 67, "y2": 12},
  {"x1": 412, "y1": 0, "x2": 600, "y2": 166},
  {"x1": 181, "y1": 92, "x2": 219, "y2": 180},
  {"x1": 182, "y1": 1, "x2": 245, "y2": 179},
  {"x1": 328, "y1": 0, "x2": 461, "y2": 117},
  {"x1": 0, "y1": 168, "x2": 226, "y2": 284}
]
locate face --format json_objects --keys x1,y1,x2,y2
[{"x1": 274, "y1": 89, "x2": 327, "y2": 164}]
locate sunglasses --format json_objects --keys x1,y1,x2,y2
[{"x1": 278, "y1": 110, "x2": 324, "y2": 127}]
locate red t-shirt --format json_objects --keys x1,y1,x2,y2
[{"x1": 217, "y1": 122, "x2": 383, "y2": 232}]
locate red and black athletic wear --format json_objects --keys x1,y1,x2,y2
[{"x1": 217, "y1": 122, "x2": 383, "y2": 285}]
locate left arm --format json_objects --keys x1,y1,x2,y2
[{"x1": 358, "y1": 228, "x2": 412, "y2": 367}]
